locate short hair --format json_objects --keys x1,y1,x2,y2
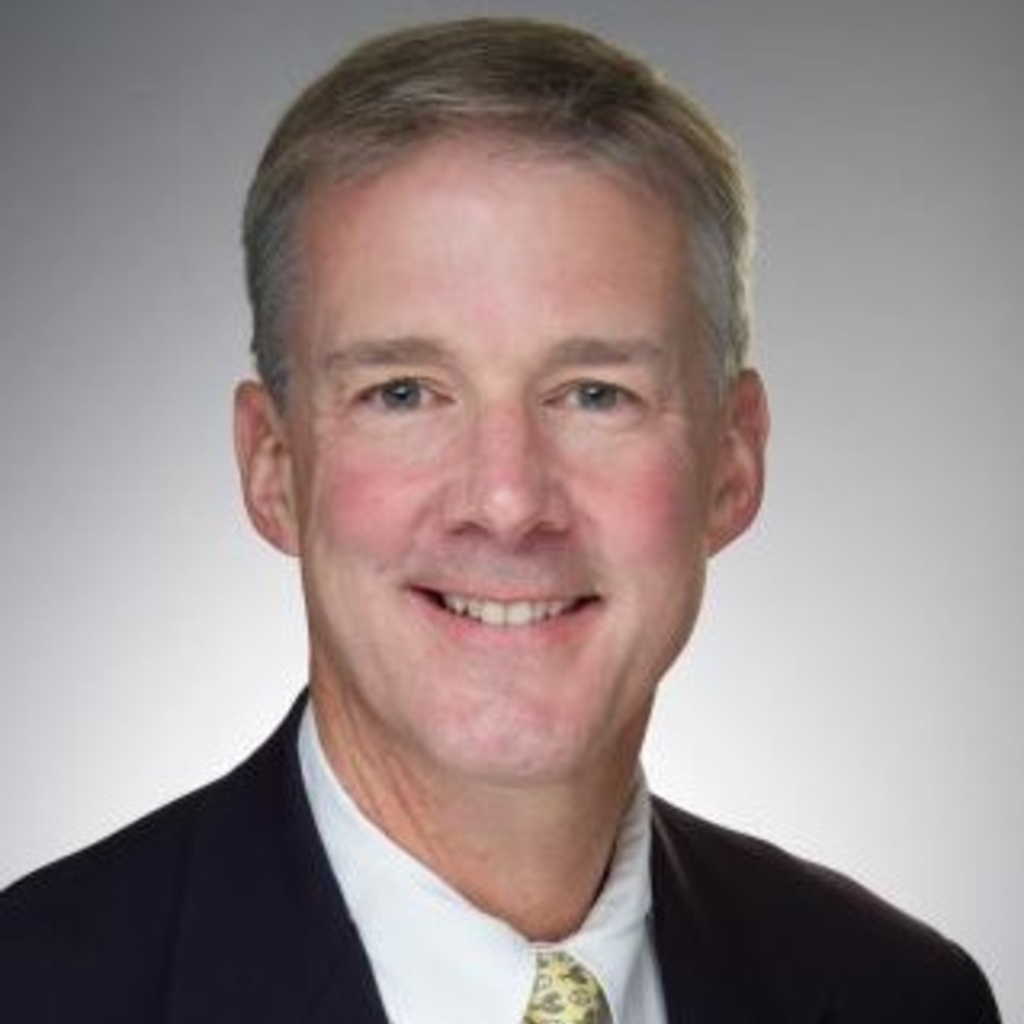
[{"x1": 243, "y1": 17, "x2": 753, "y2": 406}]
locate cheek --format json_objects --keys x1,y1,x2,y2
[
  {"x1": 586, "y1": 450, "x2": 705, "y2": 568},
  {"x1": 303, "y1": 447, "x2": 437, "y2": 563}
]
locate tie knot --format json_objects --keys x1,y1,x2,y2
[{"x1": 523, "y1": 950, "x2": 606, "y2": 1024}]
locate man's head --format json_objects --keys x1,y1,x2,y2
[
  {"x1": 243, "y1": 17, "x2": 753, "y2": 408},
  {"x1": 234, "y1": 18, "x2": 767, "y2": 793}
]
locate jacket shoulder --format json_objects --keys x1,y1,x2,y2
[
  {"x1": 651, "y1": 797, "x2": 1001, "y2": 1022},
  {"x1": 0, "y1": 779, "x2": 213, "y2": 1021},
  {"x1": 0, "y1": 695, "x2": 361, "y2": 1024}
]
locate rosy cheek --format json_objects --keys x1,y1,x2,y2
[
  {"x1": 583, "y1": 450, "x2": 699, "y2": 563},
  {"x1": 311, "y1": 450, "x2": 438, "y2": 554}
]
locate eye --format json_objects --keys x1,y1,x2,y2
[
  {"x1": 363, "y1": 377, "x2": 427, "y2": 412},
  {"x1": 569, "y1": 381, "x2": 632, "y2": 412}
]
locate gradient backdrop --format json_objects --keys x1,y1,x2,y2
[{"x1": 1, "y1": 0, "x2": 1020, "y2": 1016}]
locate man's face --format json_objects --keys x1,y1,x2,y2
[{"x1": 237, "y1": 136, "x2": 766, "y2": 789}]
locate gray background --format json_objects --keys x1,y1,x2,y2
[{"x1": 1, "y1": 0, "x2": 1020, "y2": 1015}]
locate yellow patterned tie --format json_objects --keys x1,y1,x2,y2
[{"x1": 522, "y1": 950, "x2": 607, "y2": 1024}]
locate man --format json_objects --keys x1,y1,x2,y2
[{"x1": 0, "y1": 17, "x2": 1001, "y2": 1023}]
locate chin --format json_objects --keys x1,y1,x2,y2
[{"x1": 415, "y1": 705, "x2": 612, "y2": 788}]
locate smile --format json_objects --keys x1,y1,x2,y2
[{"x1": 438, "y1": 593, "x2": 587, "y2": 628}]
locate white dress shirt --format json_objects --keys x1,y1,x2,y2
[{"x1": 298, "y1": 704, "x2": 668, "y2": 1024}]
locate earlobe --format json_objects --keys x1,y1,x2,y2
[
  {"x1": 707, "y1": 369, "x2": 770, "y2": 556},
  {"x1": 233, "y1": 381, "x2": 301, "y2": 556}
]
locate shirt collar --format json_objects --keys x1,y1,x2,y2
[{"x1": 298, "y1": 701, "x2": 654, "y2": 1024}]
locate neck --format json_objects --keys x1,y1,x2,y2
[{"x1": 311, "y1": 694, "x2": 639, "y2": 941}]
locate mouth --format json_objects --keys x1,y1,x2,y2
[{"x1": 419, "y1": 590, "x2": 597, "y2": 629}]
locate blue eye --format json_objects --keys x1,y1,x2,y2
[
  {"x1": 376, "y1": 378, "x2": 424, "y2": 411},
  {"x1": 574, "y1": 381, "x2": 624, "y2": 411}
]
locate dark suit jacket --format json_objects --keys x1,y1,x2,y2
[{"x1": 0, "y1": 695, "x2": 1001, "y2": 1022}]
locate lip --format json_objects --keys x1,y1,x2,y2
[{"x1": 410, "y1": 586, "x2": 600, "y2": 635}]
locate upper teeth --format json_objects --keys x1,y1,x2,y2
[{"x1": 441, "y1": 594, "x2": 572, "y2": 627}]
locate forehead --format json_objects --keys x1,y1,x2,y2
[{"x1": 290, "y1": 135, "x2": 695, "y2": 362}]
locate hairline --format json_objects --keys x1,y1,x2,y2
[
  {"x1": 243, "y1": 19, "x2": 753, "y2": 411},
  {"x1": 250, "y1": 127, "x2": 738, "y2": 409}
]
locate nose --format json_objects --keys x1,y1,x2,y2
[{"x1": 442, "y1": 401, "x2": 570, "y2": 546}]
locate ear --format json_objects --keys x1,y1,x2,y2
[
  {"x1": 706, "y1": 369, "x2": 770, "y2": 556},
  {"x1": 233, "y1": 381, "x2": 301, "y2": 556}
]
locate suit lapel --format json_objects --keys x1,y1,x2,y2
[
  {"x1": 651, "y1": 798, "x2": 841, "y2": 1024},
  {"x1": 651, "y1": 799, "x2": 767, "y2": 1024},
  {"x1": 163, "y1": 695, "x2": 389, "y2": 1024}
]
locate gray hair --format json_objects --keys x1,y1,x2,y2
[{"x1": 243, "y1": 17, "x2": 754, "y2": 406}]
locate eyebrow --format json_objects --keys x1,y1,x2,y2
[
  {"x1": 320, "y1": 337, "x2": 451, "y2": 375},
  {"x1": 318, "y1": 333, "x2": 672, "y2": 376},
  {"x1": 543, "y1": 336, "x2": 671, "y2": 373}
]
